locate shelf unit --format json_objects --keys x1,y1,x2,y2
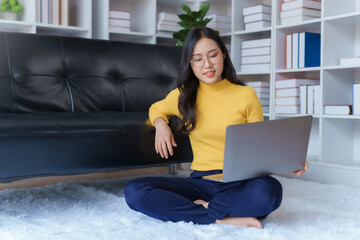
[
  {"x1": 1, "y1": 0, "x2": 360, "y2": 187},
  {"x1": 0, "y1": 0, "x2": 92, "y2": 38}
]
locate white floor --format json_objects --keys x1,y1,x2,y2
[{"x1": 0, "y1": 175, "x2": 359, "y2": 240}]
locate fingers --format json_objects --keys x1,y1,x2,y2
[
  {"x1": 171, "y1": 135, "x2": 177, "y2": 147},
  {"x1": 291, "y1": 161, "x2": 309, "y2": 176},
  {"x1": 155, "y1": 136, "x2": 176, "y2": 159}
]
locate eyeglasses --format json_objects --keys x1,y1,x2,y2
[{"x1": 190, "y1": 52, "x2": 224, "y2": 68}]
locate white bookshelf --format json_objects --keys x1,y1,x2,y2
[
  {"x1": 1, "y1": 0, "x2": 360, "y2": 187},
  {"x1": 0, "y1": 0, "x2": 92, "y2": 38}
]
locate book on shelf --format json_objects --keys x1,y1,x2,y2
[
  {"x1": 287, "y1": 32, "x2": 321, "y2": 69},
  {"x1": 314, "y1": 85, "x2": 321, "y2": 115},
  {"x1": 324, "y1": 105, "x2": 352, "y2": 115},
  {"x1": 281, "y1": 0, "x2": 322, "y2": 12},
  {"x1": 241, "y1": 55, "x2": 271, "y2": 64},
  {"x1": 243, "y1": 5, "x2": 271, "y2": 16},
  {"x1": 242, "y1": 46, "x2": 271, "y2": 57},
  {"x1": 353, "y1": 83, "x2": 360, "y2": 115},
  {"x1": 242, "y1": 38, "x2": 271, "y2": 49},
  {"x1": 245, "y1": 21, "x2": 271, "y2": 31},
  {"x1": 275, "y1": 78, "x2": 320, "y2": 89},
  {"x1": 109, "y1": 26, "x2": 131, "y2": 33},
  {"x1": 299, "y1": 32, "x2": 321, "y2": 68},
  {"x1": 340, "y1": 57, "x2": 360, "y2": 66},
  {"x1": 158, "y1": 12, "x2": 178, "y2": 22},
  {"x1": 244, "y1": 13, "x2": 271, "y2": 23},
  {"x1": 286, "y1": 34, "x2": 292, "y2": 69},
  {"x1": 307, "y1": 85, "x2": 315, "y2": 114},
  {"x1": 276, "y1": 87, "x2": 300, "y2": 97},
  {"x1": 36, "y1": 0, "x2": 67, "y2": 25},
  {"x1": 109, "y1": 19, "x2": 130, "y2": 28},
  {"x1": 157, "y1": 12, "x2": 180, "y2": 32},
  {"x1": 110, "y1": 10, "x2": 131, "y2": 20},
  {"x1": 280, "y1": 8, "x2": 321, "y2": 18},
  {"x1": 275, "y1": 105, "x2": 300, "y2": 114},
  {"x1": 157, "y1": 24, "x2": 181, "y2": 32},
  {"x1": 246, "y1": 81, "x2": 270, "y2": 88},
  {"x1": 281, "y1": 15, "x2": 318, "y2": 25},
  {"x1": 300, "y1": 85, "x2": 307, "y2": 114},
  {"x1": 300, "y1": 84, "x2": 321, "y2": 115},
  {"x1": 241, "y1": 63, "x2": 270, "y2": 72},
  {"x1": 292, "y1": 32, "x2": 299, "y2": 69},
  {"x1": 275, "y1": 97, "x2": 300, "y2": 106},
  {"x1": 207, "y1": 14, "x2": 231, "y2": 33}
]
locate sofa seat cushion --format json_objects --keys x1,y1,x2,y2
[{"x1": 0, "y1": 112, "x2": 151, "y2": 136}]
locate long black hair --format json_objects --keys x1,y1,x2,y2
[{"x1": 177, "y1": 27, "x2": 246, "y2": 134}]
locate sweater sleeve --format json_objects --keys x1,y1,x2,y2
[
  {"x1": 148, "y1": 88, "x2": 181, "y2": 126},
  {"x1": 245, "y1": 86, "x2": 264, "y2": 123}
]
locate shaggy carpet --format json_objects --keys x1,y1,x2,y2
[{"x1": 0, "y1": 175, "x2": 359, "y2": 240}]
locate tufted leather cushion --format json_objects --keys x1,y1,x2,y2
[{"x1": 0, "y1": 32, "x2": 182, "y2": 113}]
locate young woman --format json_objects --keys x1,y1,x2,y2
[{"x1": 125, "y1": 27, "x2": 308, "y2": 229}]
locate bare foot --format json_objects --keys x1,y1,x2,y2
[
  {"x1": 216, "y1": 217, "x2": 263, "y2": 229},
  {"x1": 193, "y1": 199, "x2": 209, "y2": 209}
]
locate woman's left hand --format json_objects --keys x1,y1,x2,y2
[{"x1": 291, "y1": 161, "x2": 309, "y2": 176}]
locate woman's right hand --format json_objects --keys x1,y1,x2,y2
[{"x1": 154, "y1": 117, "x2": 177, "y2": 159}]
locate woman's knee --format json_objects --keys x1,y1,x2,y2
[
  {"x1": 248, "y1": 176, "x2": 283, "y2": 209},
  {"x1": 124, "y1": 178, "x2": 151, "y2": 210}
]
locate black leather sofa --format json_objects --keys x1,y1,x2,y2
[{"x1": 0, "y1": 32, "x2": 193, "y2": 183}]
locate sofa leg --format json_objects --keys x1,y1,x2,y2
[{"x1": 169, "y1": 164, "x2": 177, "y2": 175}]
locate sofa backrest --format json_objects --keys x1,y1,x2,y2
[{"x1": 0, "y1": 32, "x2": 182, "y2": 113}]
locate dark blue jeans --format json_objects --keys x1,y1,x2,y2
[{"x1": 125, "y1": 171, "x2": 282, "y2": 224}]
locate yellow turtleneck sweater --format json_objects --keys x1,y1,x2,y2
[{"x1": 149, "y1": 79, "x2": 264, "y2": 171}]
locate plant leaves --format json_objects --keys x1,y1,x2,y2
[
  {"x1": 199, "y1": 3, "x2": 210, "y2": 20},
  {"x1": 178, "y1": 14, "x2": 194, "y2": 22},
  {"x1": 181, "y1": 5, "x2": 193, "y2": 17}
]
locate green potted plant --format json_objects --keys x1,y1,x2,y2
[
  {"x1": 0, "y1": 0, "x2": 23, "y2": 21},
  {"x1": 173, "y1": 3, "x2": 213, "y2": 46}
]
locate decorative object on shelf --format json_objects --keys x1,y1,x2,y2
[
  {"x1": 173, "y1": 3, "x2": 213, "y2": 46},
  {"x1": 0, "y1": 0, "x2": 23, "y2": 21}
]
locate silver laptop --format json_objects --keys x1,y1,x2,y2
[{"x1": 203, "y1": 116, "x2": 313, "y2": 182}]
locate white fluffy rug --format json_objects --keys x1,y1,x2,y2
[{"x1": 0, "y1": 175, "x2": 359, "y2": 240}]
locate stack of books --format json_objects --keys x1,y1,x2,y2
[
  {"x1": 109, "y1": 10, "x2": 131, "y2": 32},
  {"x1": 241, "y1": 38, "x2": 271, "y2": 72},
  {"x1": 299, "y1": 84, "x2": 320, "y2": 115},
  {"x1": 285, "y1": 31, "x2": 320, "y2": 69},
  {"x1": 280, "y1": 0, "x2": 322, "y2": 26},
  {"x1": 36, "y1": 0, "x2": 68, "y2": 25},
  {"x1": 247, "y1": 81, "x2": 270, "y2": 113},
  {"x1": 243, "y1": 1, "x2": 271, "y2": 31},
  {"x1": 157, "y1": 12, "x2": 181, "y2": 33},
  {"x1": 207, "y1": 14, "x2": 231, "y2": 34},
  {"x1": 275, "y1": 78, "x2": 319, "y2": 114}
]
